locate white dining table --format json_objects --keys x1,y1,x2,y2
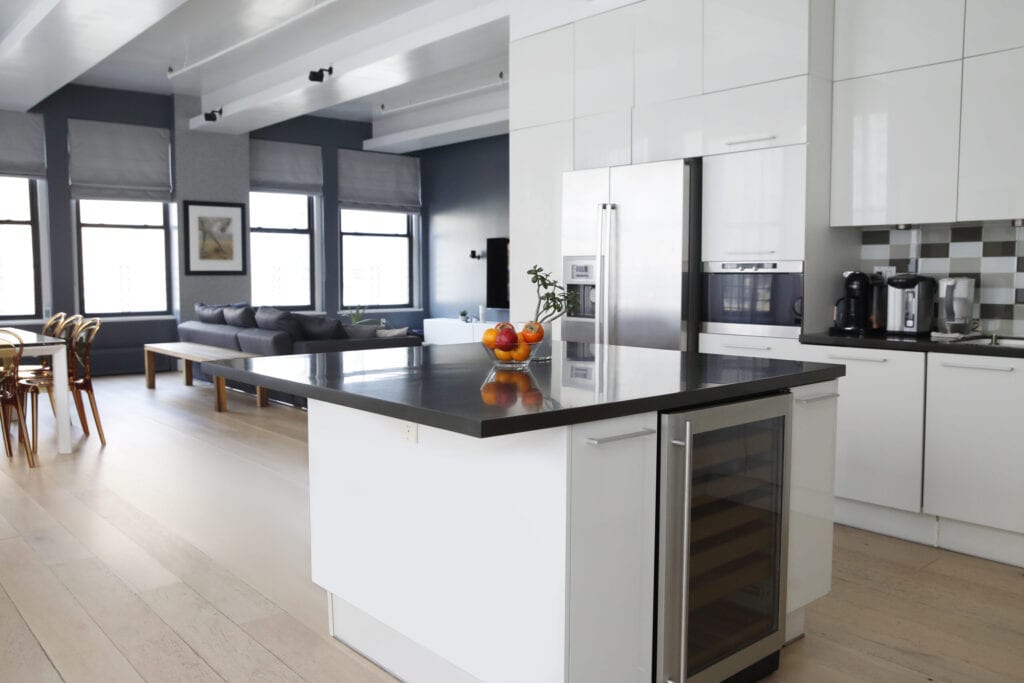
[{"x1": 2, "y1": 327, "x2": 71, "y2": 454}]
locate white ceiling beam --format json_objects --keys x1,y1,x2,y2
[
  {"x1": 0, "y1": 0, "x2": 191, "y2": 111},
  {"x1": 190, "y1": 0, "x2": 509, "y2": 134},
  {"x1": 362, "y1": 108, "x2": 508, "y2": 154},
  {"x1": 0, "y1": 0, "x2": 60, "y2": 59}
]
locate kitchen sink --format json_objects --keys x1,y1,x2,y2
[{"x1": 953, "y1": 335, "x2": 1024, "y2": 349}]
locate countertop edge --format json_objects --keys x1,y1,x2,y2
[{"x1": 801, "y1": 331, "x2": 1024, "y2": 358}]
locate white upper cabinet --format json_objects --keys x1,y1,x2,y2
[
  {"x1": 831, "y1": 61, "x2": 962, "y2": 226},
  {"x1": 958, "y1": 48, "x2": 1024, "y2": 221},
  {"x1": 632, "y1": 95, "x2": 703, "y2": 163},
  {"x1": 574, "y1": 110, "x2": 632, "y2": 170},
  {"x1": 703, "y1": 0, "x2": 809, "y2": 92},
  {"x1": 633, "y1": 0, "x2": 702, "y2": 104},
  {"x1": 833, "y1": 0, "x2": 965, "y2": 80},
  {"x1": 702, "y1": 145, "x2": 807, "y2": 262},
  {"x1": 510, "y1": 25, "x2": 574, "y2": 131},
  {"x1": 574, "y1": 5, "x2": 635, "y2": 117},
  {"x1": 702, "y1": 76, "x2": 808, "y2": 157},
  {"x1": 964, "y1": 0, "x2": 1024, "y2": 56}
]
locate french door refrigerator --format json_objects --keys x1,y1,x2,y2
[{"x1": 560, "y1": 159, "x2": 701, "y2": 352}]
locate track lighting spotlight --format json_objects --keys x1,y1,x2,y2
[
  {"x1": 308, "y1": 66, "x2": 334, "y2": 82},
  {"x1": 204, "y1": 108, "x2": 223, "y2": 122}
]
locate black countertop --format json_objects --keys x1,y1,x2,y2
[
  {"x1": 203, "y1": 342, "x2": 844, "y2": 437},
  {"x1": 801, "y1": 329, "x2": 1024, "y2": 359}
]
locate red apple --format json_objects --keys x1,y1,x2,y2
[{"x1": 495, "y1": 328, "x2": 518, "y2": 352}]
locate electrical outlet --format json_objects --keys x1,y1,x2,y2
[
  {"x1": 400, "y1": 421, "x2": 418, "y2": 444},
  {"x1": 874, "y1": 265, "x2": 896, "y2": 280}
]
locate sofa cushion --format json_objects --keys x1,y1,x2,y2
[
  {"x1": 255, "y1": 307, "x2": 303, "y2": 340},
  {"x1": 177, "y1": 320, "x2": 242, "y2": 350},
  {"x1": 194, "y1": 303, "x2": 226, "y2": 324},
  {"x1": 297, "y1": 314, "x2": 342, "y2": 340},
  {"x1": 376, "y1": 326, "x2": 409, "y2": 337},
  {"x1": 342, "y1": 324, "x2": 378, "y2": 339},
  {"x1": 223, "y1": 305, "x2": 256, "y2": 328},
  {"x1": 237, "y1": 327, "x2": 292, "y2": 355},
  {"x1": 293, "y1": 335, "x2": 421, "y2": 354}
]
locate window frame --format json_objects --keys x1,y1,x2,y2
[
  {"x1": 75, "y1": 200, "x2": 173, "y2": 317},
  {"x1": 0, "y1": 178, "x2": 42, "y2": 321},
  {"x1": 339, "y1": 208, "x2": 415, "y2": 310},
  {"x1": 249, "y1": 193, "x2": 316, "y2": 311}
]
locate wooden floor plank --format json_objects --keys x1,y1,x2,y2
[
  {"x1": 771, "y1": 633, "x2": 933, "y2": 683},
  {"x1": 142, "y1": 582, "x2": 303, "y2": 683},
  {"x1": 51, "y1": 557, "x2": 223, "y2": 683},
  {"x1": 0, "y1": 509, "x2": 17, "y2": 540},
  {"x1": 0, "y1": 470, "x2": 92, "y2": 566},
  {"x1": 0, "y1": 582, "x2": 63, "y2": 683},
  {"x1": 0, "y1": 537, "x2": 143, "y2": 683}
]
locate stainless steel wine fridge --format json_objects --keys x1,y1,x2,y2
[{"x1": 656, "y1": 394, "x2": 792, "y2": 683}]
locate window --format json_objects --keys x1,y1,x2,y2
[
  {"x1": 0, "y1": 177, "x2": 41, "y2": 319},
  {"x1": 249, "y1": 192, "x2": 314, "y2": 308},
  {"x1": 340, "y1": 209, "x2": 412, "y2": 308},
  {"x1": 77, "y1": 199, "x2": 170, "y2": 315}
]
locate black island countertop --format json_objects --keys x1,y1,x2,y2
[
  {"x1": 203, "y1": 342, "x2": 844, "y2": 437},
  {"x1": 801, "y1": 329, "x2": 1024, "y2": 359}
]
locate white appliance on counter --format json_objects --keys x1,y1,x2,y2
[{"x1": 560, "y1": 159, "x2": 700, "y2": 352}]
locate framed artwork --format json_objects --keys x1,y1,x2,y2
[{"x1": 183, "y1": 200, "x2": 247, "y2": 275}]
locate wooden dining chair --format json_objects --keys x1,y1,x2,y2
[
  {"x1": 69, "y1": 318, "x2": 105, "y2": 446},
  {"x1": 0, "y1": 330, "x2": 35, "y2": 467},
  {"x1": 19, "y1": 314, "x2": 81, "y2": 417}
]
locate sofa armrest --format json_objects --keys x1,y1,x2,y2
[{"x1": 237, "y1": 327, "x2": 293, "y2": 355}]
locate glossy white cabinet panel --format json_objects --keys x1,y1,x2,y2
[
  {"x1": 574, "y1": 5, "x2": 635, "y2": 117},
  {"x1": 703, "y1": 0, "x2": 809, "y2": 92},
  {"x1": 509, "y1": 25, "x2": 574, "y2": 131},
  {"x1": 803, "y1": 346, "x2": 926, "y2": 513},
  {"x1": 634, "y1": 0, "x2": 702, "y2": 104},
  {"x1": 957, "y1": 48, "x2": 1024, "y2": 221},
  {"x1": 509, "y1": 121, "x2": 575, "y2": 321},
  {"x1": 831, "y1": 62, "x2": 961, "y2": 226},
  {"x1": 702, "y1": 76, "x2": 808, "y2": 157},
  {"x1": 833, "y1": 0, "x2": 965, "y2": 80},
  {"x1": 698, "y1": 333, "x2": 803, "y2": 358},
  {"x1": 924, "y1": 353, "x2": 1024, "y2": 535},
  {"x1": 631, "y1": 96, "x2": 703, "y2": 163},
  {"x1": 574, "y1": 109, "x2": 632, "y2": 170},
  {"x1": 702, "y1": 145, "x2": 807, "y2": 262},
  {"x1": 567, "y1": 413, "x2": 657, "y2": 683},
  {"x1": 423, "y1": 319, "x2": 493, "y2": 345},
  {"x1": 964, "y1": 0, "x2": 1024, "y2": 55},
  {"x1": 787, "y1": 381, "x2": 837, "y2": 613}
]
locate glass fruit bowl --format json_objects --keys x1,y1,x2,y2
[{"x1": 480, "y1": 339, "x2": 541, "y2": 370}]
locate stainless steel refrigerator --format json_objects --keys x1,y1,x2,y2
[{"x1": 560, "y1": 158, "x2": 700, "y2": 351}]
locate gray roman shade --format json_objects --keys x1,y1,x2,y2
[
  {"x1": 0, "y1": 110, "x2": 46, "y2": 177},
  {"x1": 338, "y1": 148, "x2": 421, "y2": 212},
  {"x1": 250, "y1": 139, "x2": 323, "y2": 193},
  {"x1": 68, "y1": 119, "x2": 172, "y2": 200}
]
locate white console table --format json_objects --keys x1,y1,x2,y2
[{"x1": 422, "y1": 318, "x2": 493, "y2": 345}]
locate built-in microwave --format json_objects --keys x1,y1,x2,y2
[{"x1": 701, "y1": 262, "x2": 804, "y2": 339}]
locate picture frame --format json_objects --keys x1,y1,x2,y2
[{"x1": 183, "y1": 200, "x2": 247, "y2": 275}]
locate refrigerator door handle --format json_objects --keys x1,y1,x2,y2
[
  {"x1": 594, "y1": 203, "x2": 606, "y2": 352},
  {"x1": 604, "y1": 203, "x2": 617, "y2": 348}
]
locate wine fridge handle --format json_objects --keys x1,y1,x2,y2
[{"x1": 668, "y1": 421, "x2": 693, "y2": 682}]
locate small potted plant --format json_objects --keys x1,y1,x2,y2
[{"x1": 459, "y1": 309, "x2": 469, "y2": 322}]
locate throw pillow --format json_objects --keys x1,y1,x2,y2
[
  {"x1": 376, "y1": 327, "x2": 409, "y2": 337},
  {"x1": 297, "y1": 314, "x2": 341, "y2": 340},
  {"x1": 255, "y1": 306, "x2": 304, "y2": 340},
  {"x1": 343, "y1": 324, "x2": 378, "y2": 339},
  {"x1": 223, "y1": 305, "x2": 257, "y2": 328},
  {"x1": 194, "y1": 303, "x2": 226, "y2": 324}
]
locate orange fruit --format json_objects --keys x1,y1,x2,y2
[
  {"x1": 494, "y1": 348, "x2": 513, "y2": 361},
  {"x1": 521, "y1": 321, "x2": 544, "y2": 343},
  {"x1": 511, "y1": 341, "x2": 531, "y2": 362},
  {"x1": 494, "y1": 370, "x2": 516, "y2": 384},
  {"x1": 481, "y1": 328, "x2": 498, "y2": 349},
  {"x1": 494, "y1": 322, "x2": 515, "y2": 333}
]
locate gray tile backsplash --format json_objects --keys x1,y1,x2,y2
[{"x1": 859, "y1": 221, "x2": 1024, "y2": 336}]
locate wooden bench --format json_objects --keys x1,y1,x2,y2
[{"x1": 144, "y1": 342, "x2": 266, "y2": 411}]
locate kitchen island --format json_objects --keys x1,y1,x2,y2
[{"x1": 205, "y1": 343, "x2": 844, "y2": 683}]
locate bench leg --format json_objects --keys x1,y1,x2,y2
[
  {"x1": 184, "y1": 360, "x2": 193, "y2": 386},
  {"x1": 215, "y1": 376, "x2": 227, "y2": 412},
  {"x1": 256, "y1": 386, "x2": 269, "y2": 408},
  {"x1": 145, "y1": 350, "x2": 156, "y2": 389}
]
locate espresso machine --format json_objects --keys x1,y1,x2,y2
[
  {"x1": 834, "y1": 271, "x2": 887, "y2": 332},
  {"x1": 886, "y1": 274, "x2": 937, "y2": 335},
  {"x1": 935, "y1": 277, "x2": 977, "y2": 337}
]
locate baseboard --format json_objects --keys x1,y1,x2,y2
[
  {"x1": 834, "y1": 497, "x2": 939, "y2": 546},
  {"x1": 938, "y1": 518, "x2": 1024, "y2": 568},
  {"x1": 784, "y1": 608, "x2": 805, "y2": 644},
  {"x1": 329, "y1": 593, "x2": 481, "y2": 683}
]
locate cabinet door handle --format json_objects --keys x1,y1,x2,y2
[
  {"x1": 724, "y1": 344, "x2": 772, "y2": 351},
  {"x1": 795, "y1": 392, "x2": 840, "y2": 404},
  {"x1": 725, "y1": 135, "x2": 777, "y2": 146},
  {"x1": 725, "y1": 250, "x2": 776, "y2": 255},
  {"x1": 827, "y1": 354, "x2": 888, "y2": 363},
  {"x1": 586, "y1": 428, "x2": 656, "y2": 445},
  {"x1": 940, "y1": 362, "x2": 1015, "y2": 373}
]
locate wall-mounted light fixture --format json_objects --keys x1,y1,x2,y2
[
  {"x1": 895, "y1": 223, "x2": 911, "y2": 230},
  {"x1": 1012, "y1": 218, "x2": 1024, "y2": 228},
  {"x1": 470, "y1": 249, "x2": 486, "y2": 260},
  {"x1": 204, "y1": 108, "x2": 223, "y2": 122},
  {"x1": 308, "y1": 66, "x2": 333, "y2": 82}
]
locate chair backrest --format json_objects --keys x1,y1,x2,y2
[
  {"x1": 70, "y1": 318, "x2": 101, "y2": 381},
  {"x1": 41, "y1": 312, "x2": 66, "y2": 337},
  {"x1": 0, "y1": 329, "x2": 23, "y2": 399}
]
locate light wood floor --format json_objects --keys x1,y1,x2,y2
[{"x1": 1, "y1": 374, "x2": 1022, "y2": 682}]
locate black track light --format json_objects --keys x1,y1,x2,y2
[
  {"x1": 204, "y1": 108, "x2": 223, "y2": 122},
  {"x1": 308, "y1": 66, "x2": 333, "y2": 82}
]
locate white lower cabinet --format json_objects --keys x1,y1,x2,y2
[
  {"x1": 423, "y1": 319, "x2": 490, "y2": 345},
  {"x1": 698, "y1": 333, "x2": 802, "y2": 359},
  {"x1": 924, "y1": 353, "x2": 1024, "y2": 535}
]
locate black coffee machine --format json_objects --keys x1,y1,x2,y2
[{"x1": 834, "y1": 271, "x2": 887, "y2": 332}]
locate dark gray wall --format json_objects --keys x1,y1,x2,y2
[{"x1": 416, "y1": 135, "x2": 510, "y2": 321}]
